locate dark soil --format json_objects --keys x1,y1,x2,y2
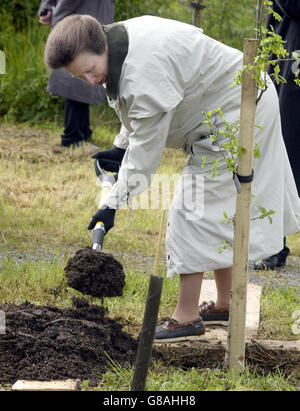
[
  {"x1": 155, "y1": 342, "x2": 300, "y2": 379},
  {"x1": 64, "y1": 247, "x2": 125, "y2": 298},
  {"x1": 0, "y1": 298, "x2": 137, "y2": 385},
  {"x1": 1, "y1": 297, "x2": 299, "y2": 387}
]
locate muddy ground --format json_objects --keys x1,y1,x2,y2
[
  {"x1": 0, "y1": 298, "x2": 137, "y2": 386},
  {"x1": 1, "y1": 298, "x2": 299, "y2": 387},
  {"x1": 155, "y1": 341, "x2": 300, "y2": 380}
]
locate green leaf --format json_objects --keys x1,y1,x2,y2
[{"x1": 254, "y1": 143, "x2": 261, "y2": 158}]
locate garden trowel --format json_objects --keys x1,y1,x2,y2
[{"x1": 92, "y1": 159, "x2": 117, "y2": 251}]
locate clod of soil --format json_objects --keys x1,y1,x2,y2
[
  {"x1": 64, "y1": 247, "x2": 125, "y2": 298},
  {"x1": 0, "y1": 299, "x2": 137, "y2": 385}
]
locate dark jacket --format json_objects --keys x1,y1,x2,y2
[
  {"x1": 267, "y1": 0, "x2": 300, "y2": 194},
  {"x1": 39, "y1": 0, "x2": 115, "y2": 105}
]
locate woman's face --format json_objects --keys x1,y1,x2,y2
[{"x1": 66, "y1": 48, "x2": 108, "y2": 86}]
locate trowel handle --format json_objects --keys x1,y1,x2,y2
[
  {"x1": 99, "y1": 185, "x2": 111, "y2": 207},
  {"x1": 92, "y1": 222, "x2": 105, "y2": 251},
  {"x1": 92, "y1": 181, "x2": 113, "y2": 251}
]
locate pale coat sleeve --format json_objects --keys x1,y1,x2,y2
[
  {"x1": 105, "y1": 109, "x2": 176, "y2": 210},
  {"x1": 105, "y1": 25, "x2": 185, "y2": 210},
  {"x1": 114, "y1": 125, "x2": 130, "y2": 150}
]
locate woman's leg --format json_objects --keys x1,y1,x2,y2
[
  {"x1": 213, "y1": 267, "x2": 232, "y2": 310},
  {"x1": 61, "y1": 99, "x2": 92, "y2": 146},
  {"x1": 171, "y1": 267, "x2": 232, "y2": 323},
  {"x1": 172, "y1": 272, "x2": 203, "y2": 323}
]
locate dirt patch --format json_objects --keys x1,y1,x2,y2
[
  {"x1": 64, "y1": 247, "x2": 125, "y2": 298},
  {"x1": 0, "y1": 298, "x2": 137, "y2": 385},
  {"x1": 1, "y1": 298, "x2": 299, "y2": 387},
  {"x1": 155, "y1": 342, "x2": 300, "y2": 378}
]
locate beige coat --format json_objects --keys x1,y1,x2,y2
[{"x1": 104, "y1": 16, "x2": 300, "y2": 275}]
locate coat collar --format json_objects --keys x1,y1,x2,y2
[{"x1": 103, "y1": 23, "x2": 129, "y2": 100}]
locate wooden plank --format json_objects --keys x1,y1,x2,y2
[
  {"x1": 154, "y1": 338, "x2": 300, "y2": 352},
  {"x1": 12, "y1": 379, "x2": 81, "y2": 391},
  {"x1": 251, "y1": 339, "x2": 300, "y2": 352},
  {"x1": 245, "y1": 283, "x2": 262, "y2": 338}
]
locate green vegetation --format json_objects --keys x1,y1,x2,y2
[
  {"x1": 93, "y1": 362, "x2": 296, "y2": 391},
  {"x1": 0, "y1": 0, "x2": 255, "y2": 123},
  {"x1": 0, "y1": 13, "x2": 62, "y2": 123},
  {"x1": 260, "y1": 286, "x2": 300, "y2": 340}
]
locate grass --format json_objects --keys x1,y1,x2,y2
[
  {"x1": 92, "y1": 361, "x2": 296, "y2": 391},
  {"x1": 288, "y1": 232, "x2": 300, "y2": 256},
  {"x1": 259, "y1": 285, "x2": 300, "y2": 340},
  {"x1": 0, "y1": 255, "x2": 66, "y2": 306},
  {"x1": 0, "y1": 123, "x2": 185, "y2": 255},
  {"x1": 0, "y1": 122, "x2": 299, "y2": 391},
  {"x1": 0, "y1": 13, "x2": 62, "y2": 123}
]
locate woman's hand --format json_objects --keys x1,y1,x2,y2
[
  {"x1": 88, "y1": 205, "x2": 116, "y2": 232},
  {"x1": 92, "y1": 146, "x2": 125, "y2": 172},
  {"x1": 39, "y1": 9, "x2": 52, "y2": 25}
]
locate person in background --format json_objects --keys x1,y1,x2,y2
[
  {"x1": 38, "y1": 0, "x2": 115, "y2": 148},
  {"x1": 254, "y1": 0, "x2": 300, "y2": 270}
]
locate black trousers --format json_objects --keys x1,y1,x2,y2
[
  {"x1": 278, "y1": 83, "x2": 300, "y2": 196},
  {"x1": 61, "y1": 99, "x2": 92, "y2": 146},
  {"x1": 281, "y1": 237, "x2": 290, "y2": 258}
]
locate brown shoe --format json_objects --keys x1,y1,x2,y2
[
  {"x1": 154, "y1": 317, "x2": 205, "y2": 343},
  {"x1": 199, "y1": 301, "x2": 229, "y2": 326}
]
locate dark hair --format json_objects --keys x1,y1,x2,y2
[{"x1": 44, "y1": 14, "x2": 107, "y2": 70}]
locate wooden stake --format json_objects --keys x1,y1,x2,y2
[
  {"x1": 256, "y1": 0, "x2": 264, "y2": 40},
  {"x1": 153, "y1": 210, "x2": 166, "y2": 276},
  {"x1": 192, "y1": 1, "x2": 204, "y2": 28},
  {"x1": 225, "y1": 38, "x2": 258, "y2": 374}
]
